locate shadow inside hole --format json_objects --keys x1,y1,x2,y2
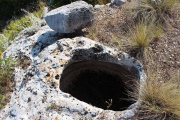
[
  {"x1": 71, "y1": 70, "x2": 134, "y2": 111},
  {"x1": 60, "y1": 61, "x2": 137, "y2": 111}
]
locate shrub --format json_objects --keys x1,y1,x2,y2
[
  {"x1": 20, "y1": 8, "x2": 46, "y2": 36},
  {"x1": 0, "y1": 0, "x2": 45, "y2": 31},
  {"x1": 49, "y1": 0, "x2": 111, "y2": 9},
  {"x1": 0, "y1": 0, "x2": 43, "y2": 20},
  {"x1": 0, "y1": 6, "x2": 44, "y2": 45}
]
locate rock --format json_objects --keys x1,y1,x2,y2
[
  {"x1": 110, "y1": 0, "x2": 126, "y2": 6},
  {"x1": 0, "y1": 25, "x2": 145, "y2": 119},
  {"x1": 45, "y1": 1, "x2": 94, "y2": 33}
]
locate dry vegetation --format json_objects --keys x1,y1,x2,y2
[
  {"x1": 129, "y1": 68, "x2": 180, "y2": 120},
  {"x1": 0, "y1": 58, "x2": 15, "y2": 109},
  {"x1": 84, "y1": 0, "x2": 180, "y2": 119}
]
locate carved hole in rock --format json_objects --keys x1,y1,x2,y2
[{"x1": 60, "y1": 60, "x2": 139, "y2": 111}]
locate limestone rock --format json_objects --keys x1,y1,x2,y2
[
  {"x1": 45, "y1": 1, "x2": 94, "y2": 33},
  {"x1": 0, "y1": 25, "x2": 145, "y2": 119}
]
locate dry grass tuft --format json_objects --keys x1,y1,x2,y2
[
  {"x1": 129, "y1": 22, "x2": 152, "y2": 49},
  {"x1": 127, "y1": 0, "x2": 180, "y2": 25},
  {"x1": 128, "y1": 21, "x2": 162, "y2": 58},
  {"x1": 129, "y1": 69, "x2": 180, "y2": 120}
]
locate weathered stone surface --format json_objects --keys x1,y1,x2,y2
[
  {"x1": 45, "y1": 1, "x2": 94, "y2": 33},
  {"x1": 0, "y1": 25, "x2": 145, "y2": 119},
  {"x1": 110, "y1": 0, "x2": 126, "y2": 6}
]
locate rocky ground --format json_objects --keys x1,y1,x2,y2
[
  {"x1": 85, "y1": 4, "x2": 180, "y2": 81},
  {"x1": 0, "y1": 0, "x2": 179, "y2": 120}
]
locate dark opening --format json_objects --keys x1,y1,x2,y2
[{"x1": 60, "y1": 60, "x2": 138, "y2": 111}]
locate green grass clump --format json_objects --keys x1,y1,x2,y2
[
  {"x1": 0, "y1": 0, "x2": 45, "y2": 31},
  {"x1": 130, "y1": 71, "x2": 180, "y2": 120},
  {"x1": 2, "y1": 8, "x2": 43, "y2": 41},
  {"x1": 0, "y1": 0, "x2": 43, "y2": 21},
  {"x1": 0, "y1": 6, "x2": 44, "y2": 55},
  {"x1": 2, "y1": 17, "x2": 32, "y2": 41}
]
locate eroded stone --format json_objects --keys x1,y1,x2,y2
[{"x1": 0, "y1": 25, "x2": 145, "y2": 119}]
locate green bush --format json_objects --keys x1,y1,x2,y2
[
  {"x1": 0, "y1": 0, "x2": 45, "y2": 31},
  {"x1": 49, "y1": 0, "x2": 111, "y2": 9},
  {"x1": 0, "y1": 7, "x2": 43, "y2": 45},
  {"x1": 0, "y1": 0, "x2": 42, "y2": 20}
]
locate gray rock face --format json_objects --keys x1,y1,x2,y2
[
  {"x1": 0, "y1": 25, "x2": 146, "y2": 119},
  {"x1": 110, "y1": 0, "x2": 126, "y2": 6},
  {"x1": 45, "y1": 1, "x2": 94, "y2": 33}
]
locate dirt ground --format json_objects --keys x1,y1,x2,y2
[{"x1": 84, "y1": 4, "x2": 180, "y2": 82}]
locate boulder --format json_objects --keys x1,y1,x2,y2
[
  {"x1": 0, "y1": 25, "x2": 145, "y2": 119},
  {"x1": 45, "y1": 1, "x2": 94, "y2": 33}
]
